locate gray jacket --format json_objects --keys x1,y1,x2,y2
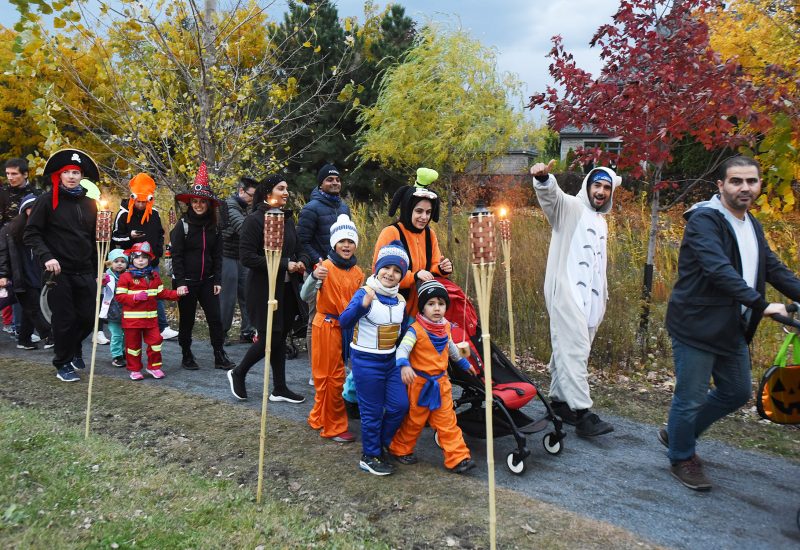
[{"x1": 221, "y1": 193, "x2": 249, "y2": 259}]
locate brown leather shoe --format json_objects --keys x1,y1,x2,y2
[{"x1": 671, "y1": 455, "x2": 711, "y2": 491}]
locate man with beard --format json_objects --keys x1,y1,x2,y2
[
  {"x1": 662, "y1": 156, "x2": 800, "y2": 491},
  {"x1": 531, "y1": 160, "x2": 621, "y2": 438}
]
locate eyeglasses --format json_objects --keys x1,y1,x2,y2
[{"x1": 242, "y1": 189, "x2": 255, "y2": 197}]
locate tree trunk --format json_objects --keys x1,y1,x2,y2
[
  {"x1": 447, "y1": 174, "x2": 453, "y2": 251},
  {"x1": 638, "y1": 165, "x2": 662, "y2": 335}
]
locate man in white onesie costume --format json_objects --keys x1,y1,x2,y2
[{"x1": 531, "y1": 160, "x2": 621, "y2": 437}]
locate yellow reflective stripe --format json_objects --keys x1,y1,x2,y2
[
  {"x1": 115, "y1": 288, "x2": 128, "y2": 294},
  {"x1": 127, "y1": 348, "x2": 141, "y2": 356},
  {"x1": 151, "y1": 344, "x2": 162, "y2": 352},
  {"x1": 150, "y1": 362, "x2": 162, "y2": 367},
  {"x1": 123, "y1": 311, "x2": 157, "y2": 318}
]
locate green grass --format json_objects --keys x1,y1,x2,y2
[{"x1": 0, "y1": 402, "x2": 384, "y2": 549}]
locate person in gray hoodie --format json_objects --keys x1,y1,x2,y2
[{"x1": 531, "y1": 160, "x2": 621, "y2": 438}]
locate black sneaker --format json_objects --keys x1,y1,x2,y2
[
  {"x1": 111, "y1": 356, "x2": 127, "y2": 368},
  {"x1": 550, "y1": 400, "x2": 579, "y2": 425},
  {"x1": 670, "y1": 455, "x2": 712, "y2": 491},
  {"x1": 239, "y1": 332, "x2": 255, "y2": 344},
  {"x1": 269, "y1": 388, "x2": 305, "y2": 403},
  {"x1": 17, "y1": 340, "x2": 38, "y2": 350},
  {"x1": 575, "y1": 412, "x2": 614, "y2": 437},
  {"x1": 390, "y1": 452, "x2": 418, "y2": 465},
  {"x1": 657, "y1": 428, "x2": 669, "y2": 449},
  {"x1": 359, "y1": 455, "x2": 394, "y2": 476},
  {"x1": 43, "y1": 336, "x2": 54, "y2": 349},
  {"x1": 451, "y1": 458, "x2": 476, "y2": 474},
  {"x1": 56, "y1": 364, "x2": 80, "y2": 382},
  {"x1": 70, "y1": 356, "x2": 86, "y2": 370},
  {"x1": 227, "y1": 369, "x2": 247, "y2": 400}
]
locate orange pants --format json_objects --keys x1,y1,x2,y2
[
  {"x1": 307, "y1": 318, "x2": 348, "y2": 438},
  {"x1": 390, "y1": 374, "x2": 470, "y2": 469}
]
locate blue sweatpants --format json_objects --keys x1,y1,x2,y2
[
  {"x1": 107, "y1": 321, "x2": 125, "y2": 358},
  {"x1": 351, "y1": 348, "x2": 409, "y2": 458}
]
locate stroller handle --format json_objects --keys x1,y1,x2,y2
[{"x1": 771, "y1": 302, "x2": 800, "y2": 330}]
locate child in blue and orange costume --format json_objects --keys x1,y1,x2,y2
[
  {"x1": 115, "y1": 242, "x2": 184, "y2": 380},
  {"x1": 389, "y1": 280, "x2": 477, "y2": 473},
  {"x1": 302, "y1": 214, "x2": 364, "y2": 442},
  {"x1": 339, "y1": 241, "x2": 411, "y2": 476},
  {"x1": 101, "y1": 249, "x2": 128, "y2": 367}
]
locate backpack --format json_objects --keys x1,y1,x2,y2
[{"x1": 757, "y1": 332, "x2": 800, "y2": 425}]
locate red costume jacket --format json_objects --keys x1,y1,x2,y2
[{"x1": 115, "y1": 270, "x2": 178, "y2": 328}]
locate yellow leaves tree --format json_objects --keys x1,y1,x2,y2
[
  {"x1": 707, "y1": 0, "x2": 800, "y2": 214},
  {"x1": 0, "y1": 26, "x2": 42, "y2": 159}
]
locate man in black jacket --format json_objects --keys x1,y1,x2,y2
[
  {"x1": 220, "y1": 177, "x2": 256, "y2": 344},
  {"x1": 663, "y1": 156, "x2": 800, "y2": 491},
  {"x1": 24, "y1": 149, "x2": 99, "y2": 382}
]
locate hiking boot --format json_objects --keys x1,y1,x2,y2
[
  {"x1": 70, "y1": 356, "x2": 86, "y2": 370},
  {"x1": 181, "y1": 349, "x2": 199, "y2": 370},
  {"x1": 451, "y1": 458, "x2": 476, "y2": 474},
  {"x1": 227, "y1": 369, "x2": 247, "y2": 400},
  {"x1": 391, "y1": 452, "x2": 418, "y2": 465},
  {"x1": 671, "y1": 455, "x2": 712, "y2": 491},
  {"x1": 550, "y1": 400, "x2": 579, "y2": 425},
  {"x1": 17, "y1": 340, "x2": 38, "y2": 350},
  {"x1": 145, "y1": 368, "x2": 165, "y2": 379},
  {"x1": 129, "y1": 371, "x2": 145, "y2": 381},
  {"x1": 213, "y1": 348, "x2": 235, "y2": 370},
  {"x1": 111, "y1": 356, "x2": 127, "y2": 368},
  {"x1": 43, "y1": 336, "x2": 54, "y2": 349},
  {"x1": 359, "y1": 455, "x2": 394, "y2": 476},
  {"x1": 658, "y1": 428, "x2": 669, "y2": 449},
  {"x1": 56, "y1": 364, "x2": 80, "y2": 382},
  {"x1": 269, "y1": 388, "x2": 305, "y2": 404},
  {"x1": 329, "y1": 431, "x2": 356, "y2": 443},
  {"x1": 575, "y1": 412, "x2": 614, "y2": 437}
]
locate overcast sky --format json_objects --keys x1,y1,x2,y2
[{"x1": 0, "y1": 0, "x2": 620, "y2": 116}]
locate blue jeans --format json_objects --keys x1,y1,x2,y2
[{"x1": 667, "y1": 336, "x2": 752, "y2": 462}]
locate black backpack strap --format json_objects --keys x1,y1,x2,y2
[
  {"x1": 392, "y1": 223, "x2": 413, "y2": 273},
  {"x1": 424, "y1": 226, "x2": 432, "y2": 271}
]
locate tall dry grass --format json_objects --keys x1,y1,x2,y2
[{"x1": 350, "y1": 187, "x2": 800, "y2": 377}]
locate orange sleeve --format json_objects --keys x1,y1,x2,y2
[{"x1": 372, "y1": 225, "x2": 399, "y2": 267}]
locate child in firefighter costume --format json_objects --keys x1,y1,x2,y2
[
  {"x1": 301, "y1": 214, "x2": 364, "y2": 442},
  {"x1": 115, "y1": 242, "x2": 183, "y2": 380},
  {"x1": 389, "y1": 279, "x2": 477, "y2": 473},
  {"x1": 339, "y1": 241, "x2": 411, "y2": 476}
]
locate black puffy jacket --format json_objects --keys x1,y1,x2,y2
[
  {"x1": 296, "y1": 187, "x2": 350, "y2": 263},
  {"x1": 169, "y1": 209, "x2": 222, "y2": 287}
]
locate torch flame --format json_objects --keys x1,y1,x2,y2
[
  {"x1": 498, "y1": 206, "x2": 508, "y2": 218},
  {"x1": 99, "y1": 198, "x2": 109, "y2": 210}
]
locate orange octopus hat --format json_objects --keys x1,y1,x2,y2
[{"x1": 127, "y1": 173, "x2": 156, "y2": 223}]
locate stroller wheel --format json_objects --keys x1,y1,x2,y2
[
  {"x1": 506, "y1": 451, "x2": 527, "y2": 475},
  {"x1": 543, "y1": 432, "x2": 563, "y2": 455},
  {"x1": 433, "y1": 431, "x2": 441, "y2": 449}
]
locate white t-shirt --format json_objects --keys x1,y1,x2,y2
[{"x1": 719, "y1": 207, "x2": 758, "y2": 314}]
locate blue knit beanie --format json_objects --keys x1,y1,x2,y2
[{"x1": 374, "y1": 240, "x2": 409, "y2": 278}]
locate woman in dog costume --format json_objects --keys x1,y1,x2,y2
[
  {"x1": 339, "y1": 241, "x2": 411, "y2": 476},
  {"x1": 373, "y1": 168, "x2": 453, "y2": 315},
  {"x1": 302, "y1": 214, "x2": 364, "y2": 442},
  {"x1": 389, "y1": 279, "x2": 476, "y2": 473},
  {"x1": 115, "y1": 241, "x2": 182, "y2": 380}
]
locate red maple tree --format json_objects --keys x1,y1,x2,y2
[{"x1": 530, "y1": 0, "x2": 772, "y2": 331}]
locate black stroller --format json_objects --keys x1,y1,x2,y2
[{"x1": 441, "y1": 278, "x2": 566, "y2": 475}]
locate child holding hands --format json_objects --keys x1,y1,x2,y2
[
  {"x1": 389, "y1": 279, "x2": 477, "y2": 473},
  {"x1": 101, "y1": 249, "x2": 128, "y2": 367},
  {"x1": 115, "y1": 242, "x2": 185, "y2": 380},
  {"x1": 339, "y1": 241, "x2": 410, "y2": 476},
  {"x1": 302, "y1": 215, "x2": 364, "y2": 442}
]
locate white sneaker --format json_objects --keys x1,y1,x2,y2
[
  {"x1": 308, "y1": 376, "x2": 314, "y2": 386},
  {"x1": 95, "y1": 331, "x2": 110, "y2": 345},
  {"x1": 161, "y1": 327, "x2": 179, "y2": 340},
  {"x1": 30, "y1": 333, "x2": 41, "y2": 343}
]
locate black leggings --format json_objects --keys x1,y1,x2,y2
[
  {"x1": 178, "y1": 278, "x2": 224, "y2": 350},
  {"x1": 235, "y1": 330, "x2": 288, "y2": 393}
]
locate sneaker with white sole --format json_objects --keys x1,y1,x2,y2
[
  {"x1": 359, "y1": 455, "x2": 394, "y2": 476},
  {"x1": 95, "y1": 331, "x2": 109, "y2": 345},
  {"x1": 145, "y1": 368, "x2": 165, "y2": 379},
  {"x1": 56, "y1": 364, "x2": 80, "y2": 382},
  {"x1": 308, "y1": 376, "x2": 315, "y2": 386},
  {"x1": 70, "y1": 357, "x2": 86, "y2": 370},
  {"x1": 111, "y1": 356, "x2": 126, "y2": 368},
  {"x1": 30, "y1": 333, "x2": 41, "y2": 343},
  {"x1": 129, "y1": 371, "x2": 144, "y2": 381},
  {"x1": 329, "y1": 431, "x2": 356, "y2": 443},
  {"x1": 43, "y1": 336, "x2": 54, "y2": 349},
  {"x1": 17, "y1": 340, "x2": 38, "y2": 350},
  {"x1": 269, "y1": 388, "x2": 305, "y2": 403},
  {"x1": 227, "y1": 369, "x2": 248, "y2": 400},
  {"x1": 160, "y1": 327, "x2": 179, "y2": 340}
]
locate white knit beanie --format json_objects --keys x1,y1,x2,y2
[{"x1": 329, "y1": 214, "x2": 359, "y2": 249}]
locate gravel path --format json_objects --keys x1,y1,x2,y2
[{"x1": 5, "y1": 334, "x2": 799, "y2": 549}]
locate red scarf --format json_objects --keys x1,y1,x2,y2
[
  {"x1": 415, "y1": 313, "x2": 448, "y2": 338},
  {"x1": 50, "y1": 164, "x2": 82, "y2": 209}
]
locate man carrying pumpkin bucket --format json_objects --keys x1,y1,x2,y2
[{"x1": 663, "y1": 155, "x2": 800, "y2": 491}]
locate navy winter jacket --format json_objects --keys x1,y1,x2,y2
[
  {"x1": 666, "y1": 205, "x2": 800, "y2": 354},
  {"x1": 296, "y1": 187, "x2": 350, "y2": 264}
]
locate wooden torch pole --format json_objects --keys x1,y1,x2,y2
[
  {"x1": 498, "y1": 209, "x2": 515, "y2": 365},
  {"x1": 85, "y1": 208, "x2": 112, "y2": 439},
  {"x1": 256, "y1": 207, "x2": 284, "y2": 504},
  {"x1": 470, "y1": 204, "x2": 497, "y2": 549}
]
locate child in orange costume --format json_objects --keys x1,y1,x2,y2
[
  {"x1": 301, "y1": 215, "x2": 364, "y2": 441},
  {"x1": 389, "y1": 279, "x2": 477, "y2": 473}
]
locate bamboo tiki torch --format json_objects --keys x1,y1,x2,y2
[
  {"x1": 497, "y1": 208, "x2": 515, "y2": 365},
  {"x1": 469, "y1": 203, "x2": 497, "y2": 550},
  {"x1": 168, "y1": 208, "x2": 178, "y2": 323},
  {"x1": 256, "y1": 206, "x2": 284, "y2": 504},
  {"x1": 85, "y1": 207, "x2": 113, "y2": 439}
]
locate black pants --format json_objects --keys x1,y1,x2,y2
[
  {"x1": 235, "y1": 330, "x2": 288, "y2": 393},
  {"x1": 48, "y1": 273, "x2": 95, "y2": 366},
  {"x1": 17, "y1": 287, "x2": 50, "y2": 343},
  {"x1": 178, "y1": 278, "x2": 224, "y2": 350}
]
